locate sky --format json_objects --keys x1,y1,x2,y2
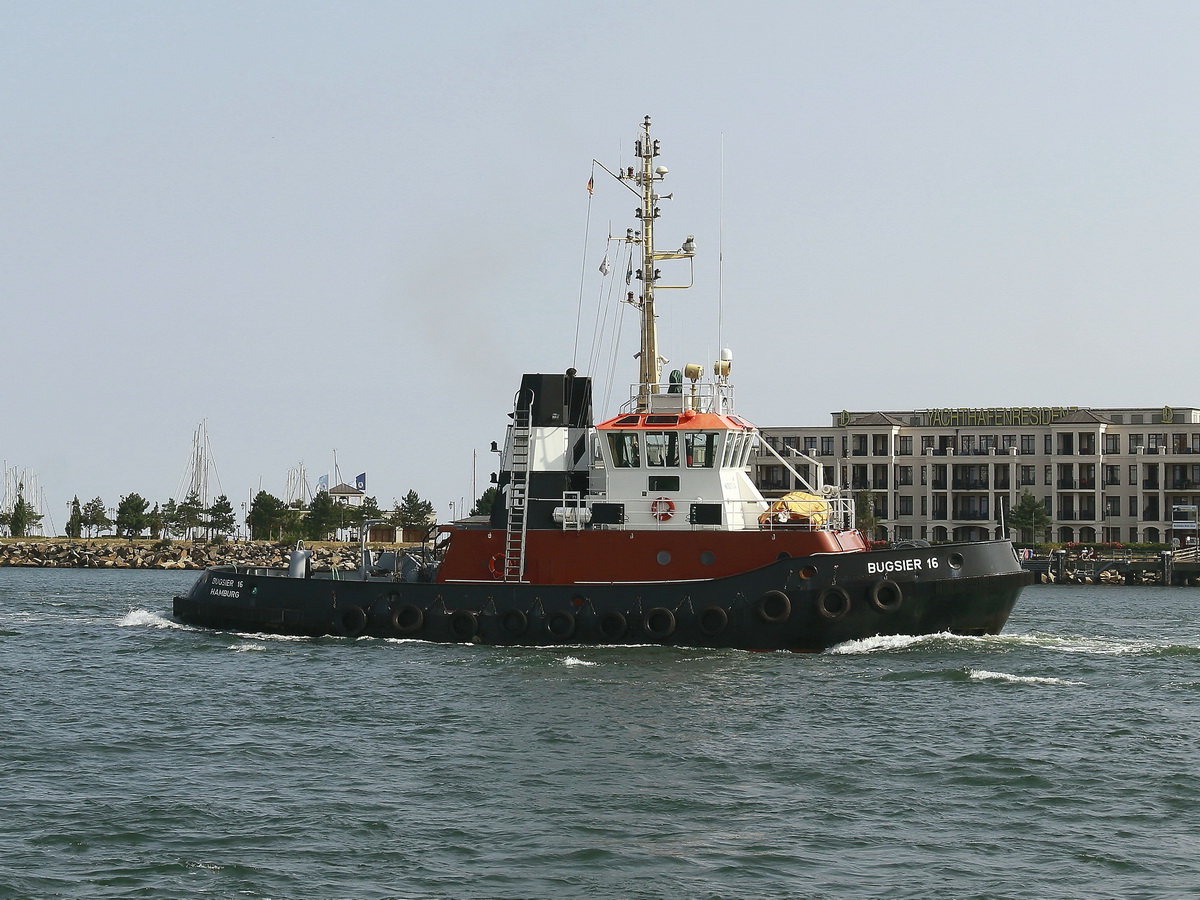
[{"x1": 3, "y1": 1, "x2": 1200, "y2": 532}]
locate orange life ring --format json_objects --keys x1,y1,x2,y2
[
  {"x1": 651, "y1": 497, "x2": 676, "y2": 521},
  {"x1": 488, "y1": 552, "x2": 504, "y2": 579}
]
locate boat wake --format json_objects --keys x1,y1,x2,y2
[
  {"x1": 829, "y1": 629, "x2": 1200, "y2": 659},
  {"x1": 118, "y1": 608, "x2": 187, "y2": 629}
]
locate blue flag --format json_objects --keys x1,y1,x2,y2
[{"x1": 355, "y1": 472, "x2": 367, "y2": 491}]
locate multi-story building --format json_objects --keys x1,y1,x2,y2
[{"x1": 753, "y1": 405, "x2": 1200, "y2": 545}]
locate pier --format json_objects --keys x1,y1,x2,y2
[{"x1": 1021, "y1": 546, "x2": 1200, "y2": 585}]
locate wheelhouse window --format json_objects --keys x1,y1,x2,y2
[
  {"x1": 644, "y1": 431, "x2": 679, "y2": 467},
  {"x1": 685, "y1": 432, "x2": 719, "y2": 468},
  {"x1": 608, "y1": 433, "x2": 641, "y2": 468}
]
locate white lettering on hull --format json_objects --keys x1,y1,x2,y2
[{"x1": 866, "y1": 556, "x2": 939, "y2": 576}]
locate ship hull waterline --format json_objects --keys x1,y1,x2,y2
[{"x1": 173, "y1": 539, "x2": 1032, "y2": 653}]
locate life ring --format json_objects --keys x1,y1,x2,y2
[
  {"x1": 816, "y1": 587, "x2": 851, "y2": 621},
  {"x1": 651, "y1": 497, "x2": 676, "y2": 521},
  {"x1": 599, "y1": 611, "x2": 626, "y2": 642},
  {"x1": 699, "y1": 605, "x2": 729, "y2": 635},
  {"x1": 870, "y1": 578, "x2": 904, "y2": 613},
  {"x1": 335, "y1": 604, "x2": 367, "y2": 638},
  {"x1": 547, "y1": 611, "x2": 576, "y2": 640},
  {"x1": 756, "y1": 590, "x2": 791, "y2": 624},
  {"x1": 450, "y1": 610, "x2": 478, "y2": 641},
  {"x1": 488, "y1": 552, "x2": 505, "y2": 579},
  {"x1": 500, "y1": 608, "x2": 527, "y2": 637},
  {"x1": 644, "y1": 607, "x2": 676, "y2": 639},
  {"x1": 391, "y1": 604, "x2": 424, "y2": 635}
]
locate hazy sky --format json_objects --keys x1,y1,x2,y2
[{"x1": 4, "y1": 1, "x2": 1199, "y2": 530}]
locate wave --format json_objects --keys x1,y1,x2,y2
[
  {"x1": 967, "y1": 668, "x2": 1085, "y2": 686},
  {"x1": 562, "y1": 656, "x2": 598, "y2": 667}
]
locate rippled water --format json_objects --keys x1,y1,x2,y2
[{"x1": 3, "y1": 568, "x2": 1200, "y2": 899}]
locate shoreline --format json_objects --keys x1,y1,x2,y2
[{"x1": 0, "y1": 538, "x2": 416, "y2": 571}]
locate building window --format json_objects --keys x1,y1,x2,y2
[
  {"x1": 981, "y1": 435, "x2": 996, "y2": 452},
  {"x1": 896, "y1": 526, "x2": 912, "y2": 540},
  {"x1": 897, "y1": 465, "x2": 913, "y2": 486},
  {"x1": 1003, "y1": 435, "x2": 1017, "y2": 451},
  {"x1": 960, "y1": 435, "x2": 976, "y2": 454},
  {"x1": 1044, "y1": 465, "x2": 1052, "y2": 485},
  {"x1": 921, "y1": 495, "x2": 928, "y2": 515},
  {"x1": 1104, "y1": 434, "x2": 1120, "y2": 454},
  {"x1": 1044, "y1": 434, "x2": 1053, "y2": 454},
  {"x1": 1149, "y1": 433, "x2": 1165, "y2": 451},
  {"x1": 898, "y1": 436, "x2": 913, "y2": 456},
  {"x1": 1104, "y1": 465, "x2": 1120, "y2": 486},
  {"x1": 804, "y1": 436, "x2": 817, "y2": 454},
  {"x1": 920, "y1": 465, "x2": 927, "y2": 485},
  {"x1": 783, "y1": 436, "x2": 798, "y2": 451},
  {"x1": 1129, "y1": 496, "x2": 1138, "y2": 517},
  {"x1": 1020, "y1": 465, "x2": 1035, "y2": 486},
  {"x1": 1021, "y1": 435, "x2": 1036, "y2": 455},
  {"x1": 820, "y1": 436, "x2": 834, "y2": 456},
  {"x1": 1130, "y1": 434, "x2": 1144, "y2": 453},
  {"x1": 1105, "y1": 496, "x2": 1121, "y2": 517},
  {"x1": 921, "y1": 435, "x2": 935, "y2": 454},
  {"x1": 1132, "y1": 414, "x2": 1144, "y2": 425},
  {"x1": 898, "y1": 495, "x2": 914, "y2": 516},
  {"x1": 1129, "y1": 464, "x2": 1138, "y2": 486}
]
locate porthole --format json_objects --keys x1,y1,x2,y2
[
  {"x1": 657, "y1": 550, "x2": 671, "y2": 565},
  {"x1": 700, "y1": 550, "x2": 715, "y2": 566}
]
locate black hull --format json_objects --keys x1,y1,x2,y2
[{"x1": 172, "y1": 540, "x2": 1031, "y2": 652}]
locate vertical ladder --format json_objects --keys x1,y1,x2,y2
[{"x1": 504, "y1": 400, "x2": 532, "y2": 580}]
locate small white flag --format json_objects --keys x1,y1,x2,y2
[{"x1": 599, "y1": 253, "x2": 610, "y2": 276}]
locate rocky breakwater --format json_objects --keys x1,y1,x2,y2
[{"x1": 0, "y1": 540, "x2": 379, "y2": 571}]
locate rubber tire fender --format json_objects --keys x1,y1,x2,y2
[
  {"x1": 391, "y1": 604, "x2": 424, "y2": 635},
  {"x1": 698, "y1": 605, "x2": 729, "y2": 635},
  {"x1": 816, "y1": 587, "x2": 851, "y2": 621},
  {"x1": 450, "y1": 610, "x2": 478, "y2": 641},
  {"x1": 870, "y1": 578, "x2": 904, "y2": 613},
  {"x1": 756, "y1": 590, "x2": 792, "y2": 624},
  {"x1": 547, "y1": 611, "x2": 576, "y2": 640},
  {"x1": 336, "y1": 605, "x2": 368, "y2": 638},
  {"x1": 643, "y1": 607, "x2": 676, "y2": 640}
]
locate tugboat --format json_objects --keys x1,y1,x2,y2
[{"x1": 174, "y1": 117, "x2": 1032, "y2": 651}]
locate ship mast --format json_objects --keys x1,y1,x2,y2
[{"x1": 608, "y1": 116, "x2": 696, "y2": 412}]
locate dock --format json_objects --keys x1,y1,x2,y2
[{"x1": 1021, "y1": 546, "x2": 1200, "y2": 585}]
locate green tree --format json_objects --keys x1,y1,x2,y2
[
  {"x1": 854, "y1": 490, "x2": 879, "y2": 540},
  {"x1": 7, "y1": 487, "x2": 42, "y2": 537},
  {"x1": 390, "y1": 489, "x2": 435, "y2": 540},
  {"x1": 470, "y1": 486, "x2": 497, "y2": 517},
  {"x1": 160, "y1": 498, "x2": 180, "y2": 538},
  {"x1": 65, "y1": 496, "x2": 84, "y2": 539},
  {"x1": 1008, "y1": 490, "x2": 1050, "y2": 543},
  {"x1": 148, "y1": 503, "x2": 163, "y2": 539},
  {"x1": 82, "y1": 497, "x2": 111, "y2": 537},
  {"x1": 305, "y1": 490, "x2": 341, "y2": 541},
  {"x1": 248, "y1": 491, "x2": 289, "y2": 540},
  {"x1": 176, "y1": 490, "x2": 204, "y2": 539},
  {"x1": 115, "y1": 493, "x2": 151, "y2": 538},
  {"x1": 206, "y1": 494, "x2": 236, "y2": 538}
]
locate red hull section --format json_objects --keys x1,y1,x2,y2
[{"x1": 437, "y1": 525, "x2": 871, "y2": 584}]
